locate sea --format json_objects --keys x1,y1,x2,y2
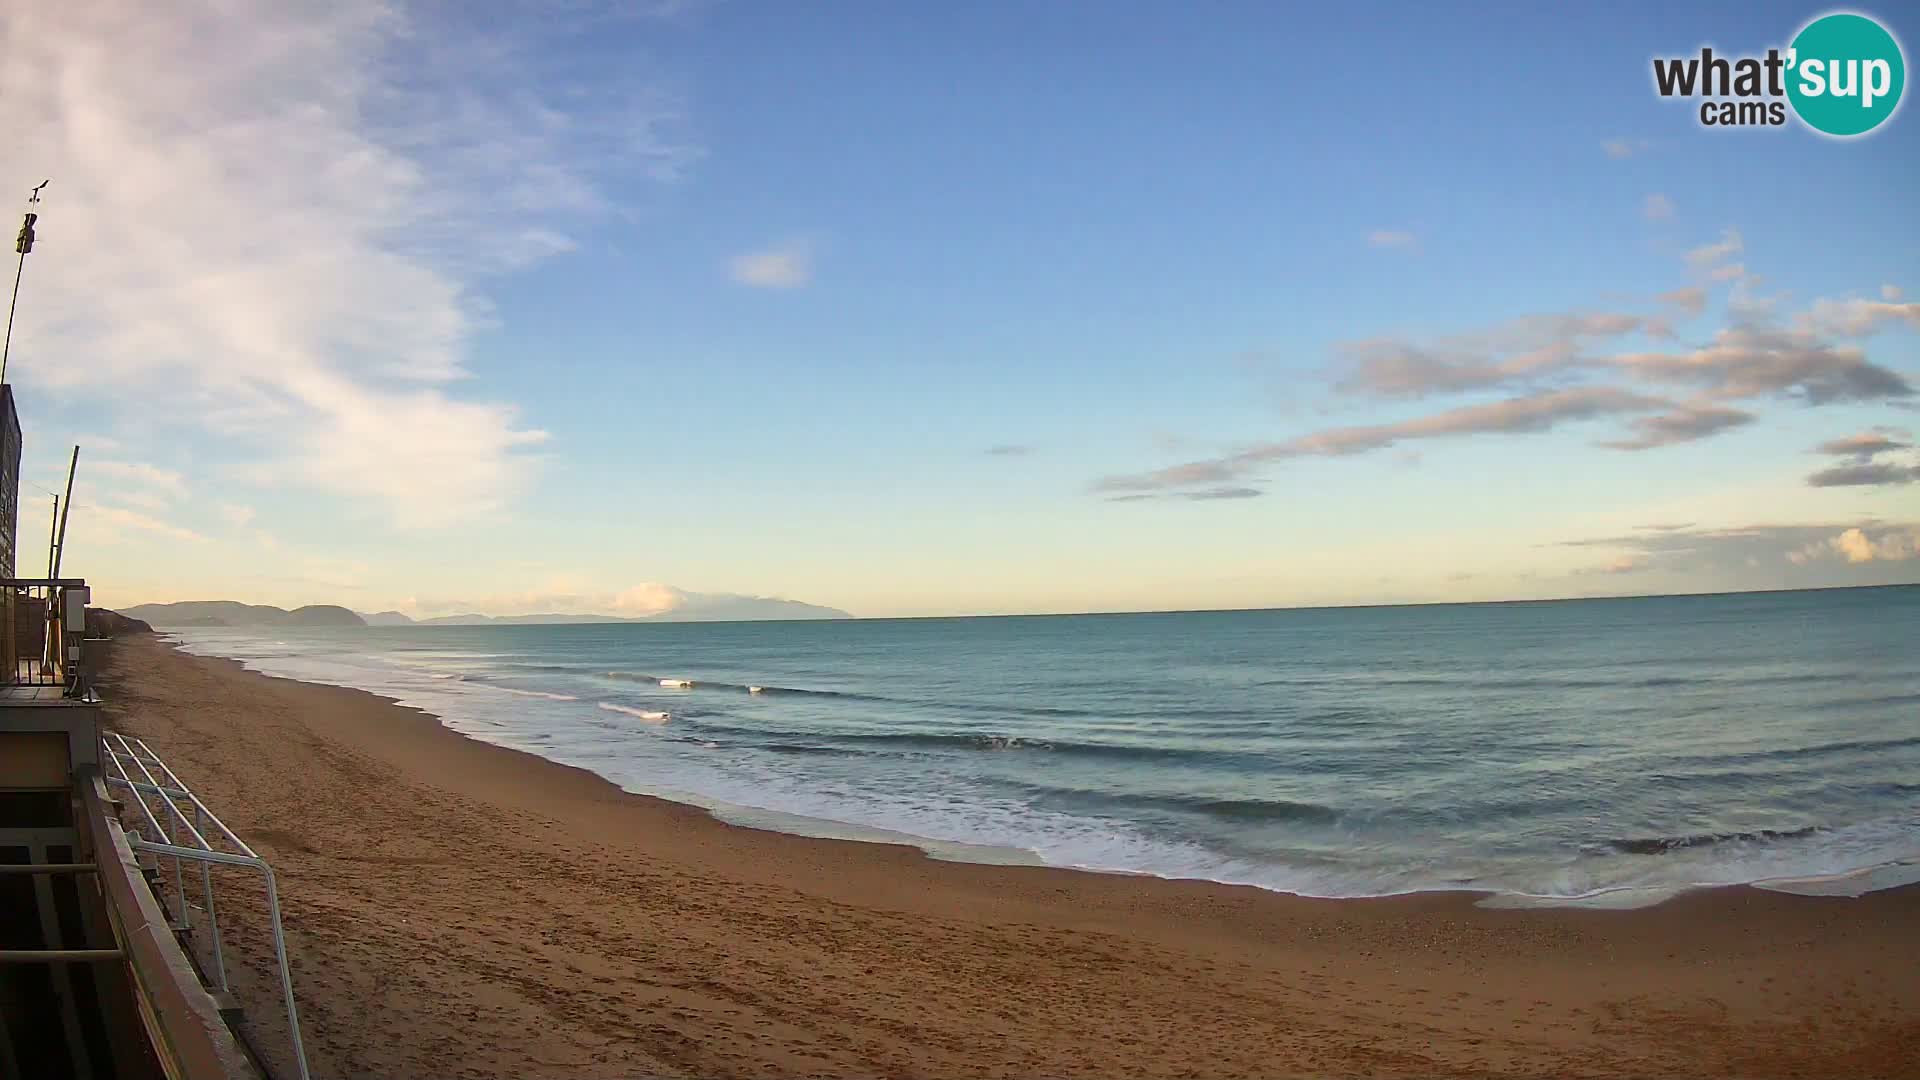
[{"x1": 164, "y1": 586, "x2": 1920, "y2": 908}]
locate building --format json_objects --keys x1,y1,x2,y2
[{"x1": 0, "y1": 385, "x2": 20, "y2": 578}]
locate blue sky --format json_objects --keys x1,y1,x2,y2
[{"x1": 1, "y1": 1, "x2": 1916, "y2": 617}]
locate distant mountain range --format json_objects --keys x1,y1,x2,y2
[
  {"x1": 120, "y1": 601, "x2": 368, "y2": 627},
  {"x1": 123, "y1": 596, "x2": 852, "y2": 628}
]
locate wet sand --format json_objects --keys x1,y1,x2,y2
[{"x1": 97, "y1": 634, "x2": 1919, "y2": 1078}]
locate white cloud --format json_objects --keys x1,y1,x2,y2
[
  {"x1": 729, "y1": 240, "x2": 813, "y2": 288},
  {"x1": 1643, "y1": 194, "x2": 1675, "y2": 221},
  {"x1": 1882, "y1": 284, "x2": 1903, "y2": 301},
  {"x1": 1602, "y1": 138, "x2": 1650, "y2": 159},
  {"x1": 1657, "y1": 286, "x2": 1708, "y2": 314},
  {"x1": 220, "y1": 503, "x2": 257, "y2": 527},
  {"x1": 612, "y1": 582, "x2": 687, "y2": 615},
  {"x1": 1796, "y1": 296, "x2": 1920, "y2": 338},
  {"x1": 1685, "y1": 229, "x2": 1744, "y2": 274},
  {"x1": 89, "y1": 460, "x2": 188, "y2": 500},
  {"x1": 1815, "y1": 527, "x2": 1917, "y2": 564},
  {"x1": 1, "y1": 1, "x2": 690, "y2": 529},
  {"x1": 1607, "y1": 326, "x2": 1910, "y2": 404},
  {"x1": 1366, "y1": 230, "x2": 1418, "y2": 250},
  {"x1": 81, "y1": 504, "x2": 210, "y2": 545}
]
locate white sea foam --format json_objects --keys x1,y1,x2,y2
[
  {"x1": 1753, "y1": 859, "x2": 1920, "y2": 897},
  {"x1": 488, "y1": 685, "x2": 579, "y2": 701},
  {"x1": 599, "y1": 703, "x2": 670, "y2": 723}
]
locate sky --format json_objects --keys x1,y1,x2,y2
[{"x1": 0, "y1": 0, "x2": 1916, "y2": 619}]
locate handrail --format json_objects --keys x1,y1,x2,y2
[
  {"x1": 101, "y1": 732, "x2": 311, "y2": 1080},
  {"x1": 80, "y1": 772, "x2": 257, "y2": 1080},
  {"x1": 0, "y1": 949, "x2": 125, "y2": 963}
]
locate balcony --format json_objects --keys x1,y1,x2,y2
[{"x1": 2, "y1": 578, "x2": 90, "y2": 701}]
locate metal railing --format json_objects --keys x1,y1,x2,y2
[
  {"x1": 101, "y1": 732, "x2": 311, "y2": 1080},
  {"x1": 2, "y1": 577, "x2": 89, "y2": 694}
]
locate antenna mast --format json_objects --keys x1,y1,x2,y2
[
  {"x1": 2, "y1": 180, "x2": 50, "y2": 387},
  {"x1": 52, "y1": 446, "x2": 76, "y2": 579}
]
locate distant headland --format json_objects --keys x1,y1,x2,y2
[{"x1": 120, "y1": 597, "x2": 854, "y2": 628}]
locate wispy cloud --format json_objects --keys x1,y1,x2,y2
[
  {"x1": 1643, "y1": 193, "x2": 1675, "y2": 221},
  {"x1": 83, "y1": 504, "x2": 210, "y2": 545},
  {"x1": 1, "y1": 1, "x2": 693, "y2": 528},
  {"x1": 984, "y1": 443, "x2": 1034, "y2": 457},
  {"x1": 1598, "y1": 404, "x2": 1754, "y2": 450},
  {"x1": 1607, "y1": 326, "x2": 1911, "y2": 404},
  {"x1": 1795, "y1": 295, "x2": 1920, "y2": 338},
  {"x1": 1098, "y1": 387, "x2": 1665, "y2": 492},
  {"x1": 1095, "y1": 224, "x2": 1915, "y2": 497},
  {"x1": 1108, "y1": 486, "x2": 1264, "y2": 503},
  {"x1": 1805, "y1": 427, "x2": 1920, "y2": 487},
  {"x1": 1685, "y1": 228, "x2": 1744, "y2": 274},
  {"x1": 1333, "y1": 313, "x2": 1648, "y2": 399},
  {"x1": 729, "y1": 240, "x2": 813, "y2": 289},
  {"x1": 1366, "y1": 230, "x2": 1418, "y2": 250},
  {"x1": 1602, "y1": 137, "x2": 1650, "y2": 159},
  {"x1": 89, "y1": 460, "x2": 189, "y2": 500},
  {"x1": 1806, "y1": 460, "x2": 1920, "y2": 487},
  {"x1": 1814, "y1": 430, "x2": 1911, "y2": 458},
  {"x1": 1657, "y1": 286, "x2": 1708, "y2": 315}
]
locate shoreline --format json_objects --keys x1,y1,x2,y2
[
  {"x1": 159, "y1": 629, "x2": 1920, "y2": 912},
  {"x1": 97, "y1": 632, "x2": 1920, "y2": 1077}
]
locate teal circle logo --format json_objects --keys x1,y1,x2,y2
[{"x1": 1787, "y1": 13, "x2": 1905, "y2": 136}]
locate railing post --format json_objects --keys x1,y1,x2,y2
[
  {"x1": 194, "y1": 801, "x2": 226, "y2": 992},
  {"x1": 3, "y1": 585, "x2": 14, "y2": 684},
  {"x1": 260, "y1": 866, "x2": 310, "y2": 1080}
]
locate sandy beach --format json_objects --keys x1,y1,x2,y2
[{"x1": 94, "y1": 634, "x2": 1919, "y2": 1079}]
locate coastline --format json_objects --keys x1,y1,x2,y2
[{"x1": 98, "y1": 633, "x2": 1920, "y2": 1078}]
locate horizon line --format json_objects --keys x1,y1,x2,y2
[{"x1": 120, "y1": 581, "x2": 1916, "y2": 628}]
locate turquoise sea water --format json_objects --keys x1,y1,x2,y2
[{"x1": 167, "y1": 587, "x2": 1920, "y2": 906}]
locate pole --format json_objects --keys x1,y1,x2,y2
[
  {"x1": 1, "y1": 249, "x2": 25, "y2": 385},
  {"x1": 52, "y1": 447, "x2": 76, "y2": 579},
  {"x1": 2, "y1": 182, "x2": 49, "y2": 387},
  {"x1": 36, "y1": 497, "x2": 55, "y2": 675}
]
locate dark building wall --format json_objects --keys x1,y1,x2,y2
[{"x1": 0, "y1": 385, "x2": 18, "y2": 578}]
